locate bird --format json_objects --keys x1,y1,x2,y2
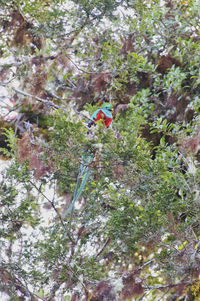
[
  {"x1": 87, "y1": 102, "x2": 113, "y2": 129},
  {"x1": 62, "y1": 103, "x2": 113, "y2": 227}
]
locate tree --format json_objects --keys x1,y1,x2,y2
[{"x1": 1, "y1": 0, "x2": 200, "y2": 300}]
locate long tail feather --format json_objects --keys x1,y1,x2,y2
[{"x1": 62, "y1": 154, "x2": 93, "y2": 229}]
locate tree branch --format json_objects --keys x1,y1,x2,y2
[
  {"x1": 144, "y1": 281, "x2": 188, "y2": 291},
  {"x1": 95, "y1": 237, "x2": 111, "y2": 258},
  {"x1": 12, "y1": 87, "x2": 63, "y2": 110},
  {"x1": 12, "y1": 87, "x2": 94, "y2": 122},
  {"x1": 0, "y1": 77, "x2": 16, "y2": 86},
  {"x1": 29, "y1": 180, "x2": 75, "y2": 244},
  {"x1": 66, "y1": 55, "x2": 110, "y2": 74},
  {"x1": 0, "y1": 55, "x2": 57, "y2": 69}
]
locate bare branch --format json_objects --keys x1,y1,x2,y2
[
  {"x1": 48, "y1": 90, "x2": 71, "y2": 100},
  {"x1": 157, "y1": 288, "x2": 170, "y2": 301},
  {"x1": 0, "y1": 62, "x2": 23, "y2": 68},
  {"x1": 12, "y1": 87, "x2": 95, "y2": 127},
  {"x1": 138, "y1": 293, "x2": 147, "y2": 301},
  {"x1": 13, "y1": 87, "x2": 63, "y2": 110},
  {"x1": 66, "y1": 55, "x2": 110, "y2": 74},
  {"x1": 0, "y1": 55, "x2": 57, "y2": 69},
  {"x1": 139, "y1": 259, "x2": 155, "y2": 271},
  {"x1": 12, "y1": 87, "x2": 94, "y2": 122},
  {"x1": 29, "y1": 180, "x2": 75, "y2": 244},
  {"x1": 144, "y1": 281, "x2": 188, "y2": 291},
  {"x1": 2, "y1": 104, "x2": 23, "y2": 120},
  {"x1": 95, "y1": 237, "x2": 111, "y2": 258},
  {"x1": 0, "y1": 77, "x2": 16, "y2": 86}
]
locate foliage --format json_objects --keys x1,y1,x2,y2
[{"x1": 1, "y1": 0, "x2": 200, "y2": 300}]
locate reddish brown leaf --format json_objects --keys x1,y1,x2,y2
[
  {"x1": 167, "y1": 212, "x2": 180, "y2": 238},
  {"x1": 122, "y1": 272, "x2": 144, "y2": 299},
  {"x1": 157, "y1": 55, "x2": 182, "y2": 75},
  {"x1": 71, "y1": 295, "x2": 80, "y2": 301},
  {"x1": 92, "y1": 73, "x2": 111, "y2": 93},
  {"x1": 113, "y1": 164, "x2": 124, "y2": 179},
  {"x1": 91, "y1": 281, "x2": 116, "y2": 301},
  {"x1": 30, "y1": 150, "x2": 51, "y2": 180},
  {"x1": 17, "y1": 133, "x2": 53, "y2": 179},
  {"x1": 56, "y1": 52, "x2": 73, "y2": 73},
  {"x1": 10, "y1": 10, "x2": 25, "y2": 27},
  {"x1": 180, "y1": 136, "x2": 200, "y2": 154},
  {"x1": 166, "y1": 94, "x2": 177, "y2": 109},
  {"x1": 17, "y1": 133, "x2": 31, "y2": 163},
  {"x1": 114, "y1": 104, "x2": 129, "y2": 115},
  {"x1": 43, "y1": 202, "x2": 53, "y2": 210},
  {"x1": 120, "y1": 35, "x2": 134, "y2": 55},
  {"x1": 77, "y1": 226, "x2": 87, "y2": 238},
  {"x1": 52, "y1": 268, "x2": 62, "y2": 281},
  {"x1": 0, "y1": 268, "x2": 11, "y2": 283}
]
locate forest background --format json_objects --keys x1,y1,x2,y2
[{"x1": 1, "y1": 0, "x2": 200, "y2": 300}]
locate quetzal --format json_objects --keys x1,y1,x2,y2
[
  {"x1": 88, "y1": 102, "x2": 113, "y2": 129},
  {"x1": 63, "y1": 102, "x2": 113, "y2": 228}
]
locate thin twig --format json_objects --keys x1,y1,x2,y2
[
  {"x1": 2, "y1": 104, "x2": 23, "y2": 119},
  {"x1": 138, "y1": 293, "x2": 147, "y2": 301},
  {"x1": 29, "y1": 180, "x2": 75, "y2": 244},
  {"x1": 0, "y1": 62, "x2": 23, "y2": 68},
  {"x1": 66, "y1": 55, "x2": 110, "y2": 75},
  {"x1": 48, "y1": 90, "x2": 70, "y2": 100},
  {"x1": 95, "y1": 237, "x2": 111, "y2": 258},
  {"x1": 66, "y1": 78, "x2": 77, "y2": 88},
  {"x1": 158, "y1": 288, "x2": 170, "y2": 301},
  {"x1": 6, "y1": 264, "x2": 47, "y2": 301},
  {"x1": 13, "y1": 87, "x2": 63, "y2": 110},
  {"x1": 13, "y1": 87, "x2": 94, "y2": 122},
  {"x1": 0, "y1": 76, "x2": 16, "y2": 86},
  {"x1": 144, "y1": 281, "x2": 188, "y2": 290},
  {"x1": 0, "y1": 55, "x2": 57, "y2": 69},
  {"x1": 74, "y1": 109, "x2": 94, "y2": 121},
  {"x1": 139, "y1": 259, "x2": 155, "y2": 271}
]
